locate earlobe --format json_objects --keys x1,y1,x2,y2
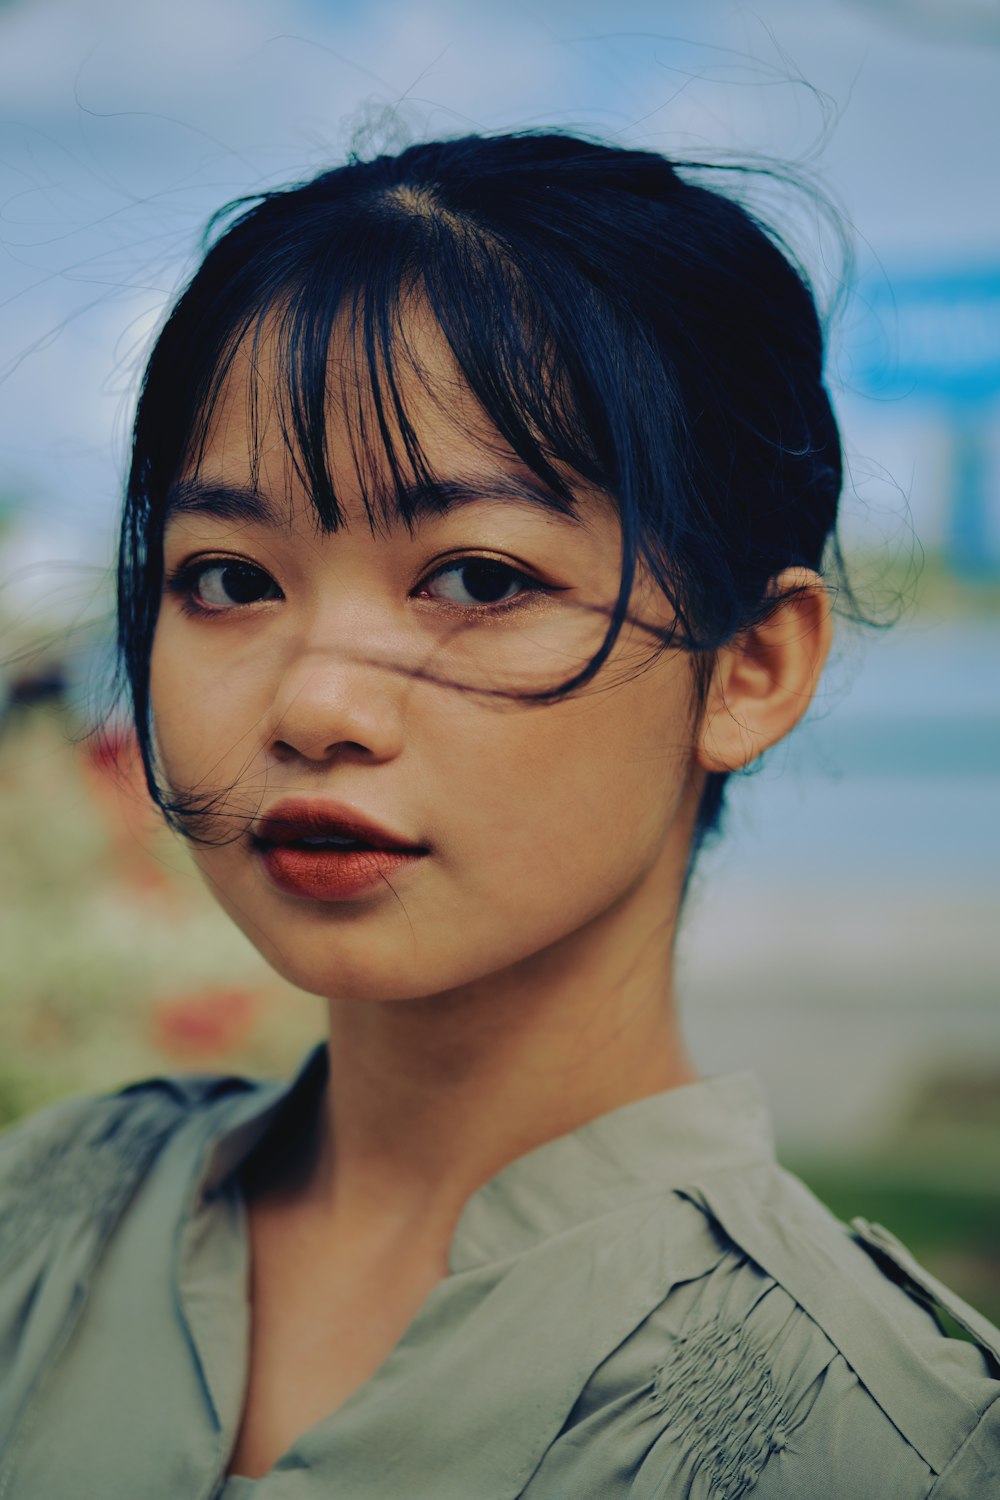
[{"x1": 696, "y1": 568, "x2": 833, "y2": 774}]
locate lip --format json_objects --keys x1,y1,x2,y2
[{"x1": 251, "y1": 798, "x2": 429, "y2": 903}]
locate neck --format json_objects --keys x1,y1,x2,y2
[{"x1": 301, "y1": 875, "x2": 697, "y2": 1246}]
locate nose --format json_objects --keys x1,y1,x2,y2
[{"x1": 266, "y1": 643, "x2": 408, "y2": 767}]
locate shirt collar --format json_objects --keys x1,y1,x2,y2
[
  {"x1": 194, "y1": 1042, "x2": 775, "y2": 1270},
  {"x1": 197, "y1": 1040, "x2": 330, "y2": 1201},
  {"x1": 448, "y1": 1069, "x2": 774, "y2": 1271}
]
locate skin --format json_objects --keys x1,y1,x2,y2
[{"x1": 150, "y1": 312, "x2": 833, "y2": 1474}]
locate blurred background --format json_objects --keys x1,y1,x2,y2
[{"x1": 1, "y1": 0, "x2": 998, "y2": 1318}]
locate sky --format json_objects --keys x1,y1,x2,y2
[{"x1": 1, "y1": 0, "x2": 998, "y2": 614}]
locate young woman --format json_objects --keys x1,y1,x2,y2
[{"x1": 1, "y1": 132, "x2": 997, "y2": 1498}]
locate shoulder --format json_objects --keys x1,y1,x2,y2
[
  {"x1": 0, "y1": 1067, "x2": 262, "y2": 1451},
  {"x1": 0, "y1": 1067, "x2": 255, "y2": 1273},
  {"x1": 633, "y1": 1163, "x2": 1000, "y2": 1498}
]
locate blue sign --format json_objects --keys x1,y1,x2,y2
[
  {"x1": 842, "y1": 266, "x2": 1000, "y2": 581},
  {"x1": 847, "y1": 267, "x2": 1000, "y2": 405}
]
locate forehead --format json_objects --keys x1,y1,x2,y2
[
  {"x1": 172, "y1": 298, "x2": 601, "y2": 535},
  {"x1": 214, "y1": 297, "x2": 469, "y2": 427}
]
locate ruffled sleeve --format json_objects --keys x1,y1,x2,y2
[{"x1": 625, "y1": 1170, "x2": 1000, "y2": 1499}]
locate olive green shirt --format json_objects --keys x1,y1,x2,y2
[{"x1": 1, "y1": 1042, "x2": 998, "y2": 1497}]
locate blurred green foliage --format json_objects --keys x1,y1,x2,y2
[
  {"x1": 0, "y1": 709, "x2": 323, "y2": 1122},
  {"x1": 796, "y1": 1160, "x2": 1000, "y2": 1328}
]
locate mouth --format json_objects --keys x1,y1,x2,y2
[
  {"x1": 252, "y1": 800, "x2": 429, "y2": 855},
  {"x1": 251, "y1": 799, "x2": 429, "y2": 901}
]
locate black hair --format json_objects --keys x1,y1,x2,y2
[{"x1": 118, "y1": 129, "x2": 849, "y2": 872}]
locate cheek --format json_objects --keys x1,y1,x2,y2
[
  {"x1": 149, "y1": 623, "x2": 264, "y2": 792},
  {"x1": 451, "y1": 661, "x2": 697, "y2": 905}
]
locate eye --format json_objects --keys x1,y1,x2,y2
[
  {"x1": 174, "y1": 559, "x2": 281, "y2": 610},
  {"x1": 419, "y1": 558, "x2": 537, "y2": 609}
]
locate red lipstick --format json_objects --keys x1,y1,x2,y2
[{"x1": 252, "y1": 799, "x2": 429, "y2": 902}]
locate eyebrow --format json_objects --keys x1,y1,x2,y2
[{"x1": 163, "y1": 471, "x2": 584, "y2": 530}]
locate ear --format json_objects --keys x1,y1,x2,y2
[{"x1": 696, "y1": 568, "x2": 833, "y2": 773}]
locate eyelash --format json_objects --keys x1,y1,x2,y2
[
  {"x1": 165, "y1": 559, "x2": 280, "y2": 618},
  {"x1": 164, "y1": 554, "x2": 556, "y2": 619}
]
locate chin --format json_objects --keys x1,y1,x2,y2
[
  {"x1": 268, "y1": 958, "x2": 440, "y2": 1006},
  {"x1": 198, "y1": 848, "x2": 634, "y2": 1007},
  {"x1": 241, "y1": 905, "x2": 580, "y2": 1008},
  {"x1": 243, "y1": 923, "x2": 465, "y2": 1005}
]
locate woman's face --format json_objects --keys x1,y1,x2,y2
[{"x1": 149, "y1": 316, "x2": 705, "y2": 1003}]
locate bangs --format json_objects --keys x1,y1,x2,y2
[
  {"x1": 177, "y1": 197, "x2": 649, "y2": 554},
  {"x1": 163, "y1": 187, "x2": 683, "y2": 687}
]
